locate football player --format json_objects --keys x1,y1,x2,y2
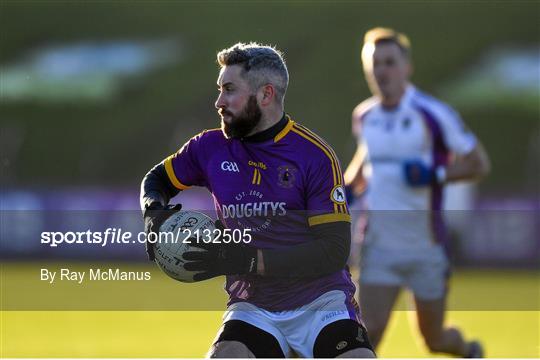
[
  {"x1": 141, "y1": 42, "x2": 375, "y2": 358},
  {"x1": 344, "y1": 28, "x2": 490, "y2": 357}
]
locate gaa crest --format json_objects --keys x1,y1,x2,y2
[{"x1": 277, "y1": 165, "x2": 297, "y2": 188}]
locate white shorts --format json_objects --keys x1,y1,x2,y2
[
  {"x1": 360, "y1": 245, "x2": 449, "y2": 300},
  {"x1": 222, "y1": 290, "x2": 359, "y2": 357}
]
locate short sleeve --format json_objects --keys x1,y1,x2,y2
[
  {"x1": 352, "y1": 97, "x2": 377, "y2": 140},
  {"x1": 437, "y1": 105, "x2": 477, "y2": 155},
  {"x1": 305, "y1": 152, "x2": 351, "y2": 227},
  {"x1": 163, "y1": 132, "x2": 207, "y2": 189}
]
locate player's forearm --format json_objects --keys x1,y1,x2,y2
[
  {"x1": 140, "y1": 162, "x2": 180, "y2": 210},
  {"x1": 344, "y1": 163, "x2": 363, "y2": 188},
  {"x1": 445, "y1": 143, "x2": 490, "y2": 183},
  {"x1": 259, "y1": 221, "x2": 351, "y2": 277},
  {"x1": 344, "y1": 144, "x2": 366, "y2": 187}
]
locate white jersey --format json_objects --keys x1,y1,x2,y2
[{"x1": 353, "y1": 85, "x2": 477, "y2": 250}]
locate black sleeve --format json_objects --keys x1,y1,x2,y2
[
  {"x1": 139, "y1": 162, "x2": 181, "y2": 210},
  {"x1": 261, "y1": 221, "x2": 350, "y2": 277}
]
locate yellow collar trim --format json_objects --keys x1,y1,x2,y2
[{"x1": 274, "y1": 118, "x2": 295, "y2": 143}]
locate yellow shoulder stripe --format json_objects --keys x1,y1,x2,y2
[
  {"x1": 294, "y1": 123, "x2": 344, "y2": 177},
  {"x1": 291, "y1": 126, "x2": 337, "y2": 185},
  {"x1": 291, "y1": 124, "x2": 348, "y2": 214},
  {"x1": 162, "y1": 128, "x2": 221, "y2": 191},
  {"x1": 164, "y1": 155, "x2": 190, "y2": 190},
  {"x1": 308, "y1": 213, "x2": 351, "y2": 226},
  {"x1": 295, "y1": 123, "x2": 348, "y2": 214}
]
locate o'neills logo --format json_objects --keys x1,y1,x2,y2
[{"x1": 222, "y1": 202, "x2": 286, "y2": 219}]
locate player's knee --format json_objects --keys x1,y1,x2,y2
[{"x1": 208, "y1": 340, "x2": 254, "y2": 358}]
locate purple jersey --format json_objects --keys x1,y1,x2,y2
[{"x1": 164, "y1": 115, "x2": 355, "y2": 311}]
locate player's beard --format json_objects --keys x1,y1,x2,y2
[{"x1": 221, "y1": 95, "x2": 262, "y2": 139}]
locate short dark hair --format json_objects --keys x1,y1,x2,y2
[
  {"x1": 217, "y1": 42, "x2": 289, "y2": 105},
  {"x1": 363, "y1": 27, "x2": 411, "y2": 57}
]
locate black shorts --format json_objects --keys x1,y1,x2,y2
[{"x1": 215, "y1": 319, "x2": 374, "y2": 358}]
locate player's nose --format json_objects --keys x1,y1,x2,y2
[{"x1": 215, "y1": 93, "x2": 226, "y2": 110}]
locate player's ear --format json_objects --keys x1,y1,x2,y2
[
  {"x1": 406, "y1": 62, "x2": 413, "y2": 77},
  {"x1": 259, "y1": 84, "x2": 275, "y2": 106}
]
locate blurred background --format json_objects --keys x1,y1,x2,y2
[
  {"x1": 0, "y1": 1, "x2": 538, "y2": 357},
  {"x1": 1, "y1": 0, "x2": 538, "y2": 264}
]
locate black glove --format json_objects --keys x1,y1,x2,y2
[
  {"x1": 182, "y1": 221, "x2": 258, "y2": 281},
  {"x1": 143, "y1": 202, "x2": 182, "y2": 261}
]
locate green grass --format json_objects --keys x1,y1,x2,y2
[
  {"x1": 379, "y1": 310, "x2": 539, "y2": 358},
  {"x1": 2, "y1": 310, "x2": 538, "y2": 358},
  {"x1": 1, "y1": 264, "x2": 538, "y2": 357}
]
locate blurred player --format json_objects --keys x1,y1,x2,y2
[
  {"x1": 344, "y1": 28, "x2": 490, "y2": 357},
  {"x1": 141, "y1": 42, "x2": 375, "y2": 358}
]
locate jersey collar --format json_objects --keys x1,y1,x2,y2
[
  {"x1": 242, "y1": 113, "x2": 291, "y2": 143},
  {"x1": 380, "y1": 84, "x2": 416, "y2": 112},
  {"x1": 401, "y1": 84, "x2": 416, "y2": 107}
]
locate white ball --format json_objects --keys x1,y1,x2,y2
[{"x1": 153, "y1": 210, "x2": 216, "y2": 283}]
